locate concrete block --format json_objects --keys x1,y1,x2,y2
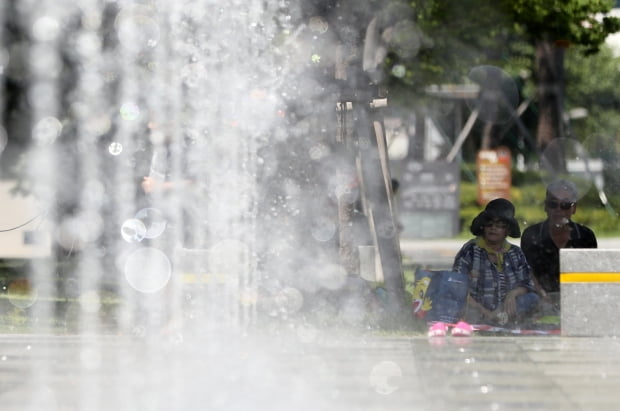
[{"x1": 560, "y1": 249, "x2": 620, "y2": 337}]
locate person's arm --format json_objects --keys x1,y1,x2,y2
[
  {"x1": 529, "y1": 272, "x2": 548, "y2": 299},
  {"x1": 515, "y1": 240, "x2": 545, "y2": 295},
  {"x1": 503, "y1": 286, "x2": 527, "y2": 316},
  {"x1": 466, "y1": 293, "x2": 494, "y2": 319},
  {"x1": 142, "y1": 176, "x2": 193, "y2": 194}
]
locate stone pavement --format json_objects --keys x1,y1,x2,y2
[{"x1": 1, "y1": 332, "x2": 619, "y2": 410}]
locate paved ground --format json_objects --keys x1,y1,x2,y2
[
  {"x1": 1, "y1": 332, "x2": 619, "y2": 410},
  {"x1": 1, "y1": 239, "x2": 619, "y2": 410}
]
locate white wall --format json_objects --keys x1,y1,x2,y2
[{"x1": 0, "y1": 180, "x2": 51, "y2": 259}]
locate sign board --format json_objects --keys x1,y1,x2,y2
[
  {"x1": 398, "y1": 160, "x2": 460, "y2": 239},
  {"x1": 476, "y1": 146, "x2": 511, "y2": 205}
]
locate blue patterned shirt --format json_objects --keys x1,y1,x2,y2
[{"x1": 452, "y1": 238, "x2": 536, "y2": 311}]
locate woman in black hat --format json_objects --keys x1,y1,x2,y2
[
  {"x1": 461, "y1": 199, "x2": 539, "y2": 325},
  {"x1": 428, "y1": 198, "x2": 540, "y2": 337}
]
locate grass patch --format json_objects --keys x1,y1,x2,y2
[{"x1": 458, "y1": 180, "x2": 620, "y2": 238}]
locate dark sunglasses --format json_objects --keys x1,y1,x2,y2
[
  {"x1": 545, "y1": 200, "x2": 574, "y2": 210},
  {"x1": 484, "y1": 220, "x2": 508, "y2": 229}
]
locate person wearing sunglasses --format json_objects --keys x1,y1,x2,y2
[
  {"x1": 427, "y1": 198, "x2": 539, "y2": 337},
  {"x1": 521, "y1": 179, "x2": 597, "y2": 310}
]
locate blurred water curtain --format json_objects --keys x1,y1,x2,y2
[
  {"x1": 1, "y1": 0, "x2": 387, "y2": 335},
  {"x1": 15, "y1": 0, "x2": 280, "y2": 335}
]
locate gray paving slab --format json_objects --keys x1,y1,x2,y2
[{"x1": 1, "y1": 333, "x2": 619, "y2": 410}]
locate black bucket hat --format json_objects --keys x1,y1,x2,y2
[{"x1": 470, "y1": 198, "x2": 521, "y2": 238}]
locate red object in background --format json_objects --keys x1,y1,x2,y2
[{"x1": 477, "y1": 146, "x2": 512, "y2": 206}]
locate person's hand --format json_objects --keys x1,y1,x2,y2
[
  {"x1": 503, "y1": 290, "x2": 518, "y2": 317},
  {"x1": 480, "y1": 307, "x2": 496, "y2": 322},
  {"x1": 141, "y1": 176, "x2": 162, "y2": 193},
  {"x1": 537, "y1": 288, "x2": 552, "y2": 303}
]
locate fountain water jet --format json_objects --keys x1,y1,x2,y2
[{"x1": 1, "y1": 1, "x2": 406, "y2": 409}]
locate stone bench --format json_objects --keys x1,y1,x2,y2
[{"x1": 561, "y1": 249, "x2": 620, "y2": 336}]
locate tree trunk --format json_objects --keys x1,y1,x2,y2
[
  {"x1": 480, "y1": 122, "x2": 493, "y2": 150},
  {"x1": 535, "y1": 38, "x2": 567, "y2": 167}
]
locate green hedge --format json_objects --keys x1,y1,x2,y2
[{"x1": 458, "y1": 167, "x2": 620, "y2": 237}]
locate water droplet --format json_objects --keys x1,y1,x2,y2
[
  {"x1": 391, "y1": 64, "x2": 406, "y2": 78},
  {"x1": 134, "y1": 208, "x2": 167, "y2": 239},
  {"x1": 108, "y1": 141, "x2": 123, "y2": 155},
  {"x1": 311, "y1": 217, "x2": 336, "y2": 242},
  {"x1": 119, "y1": 102, "x2": 140, "y2": 121},
  {"x1": 7, "y1": 278, "x2": 38, "y2": 309},
  {"x1": 369, "y1": 361, "x2": 402, "y2": 395},
  {"x1": 32, "y1": 16, "x2": 60, "y2": 42},
  {"x1": 121, "y1": 218, "x2": 147, "y2": 243},
  {"x1": 124, "y1": 247, "x2": 172, "y2": 293},
  {"x1": 33, "y1": 116, "x2": 62, "y2": 145}
]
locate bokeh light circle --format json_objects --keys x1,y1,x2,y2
[
  {"x1": 390, "y1": 21, "x2": 422, "y2": 59},
  {"x1": 369, "y1": 361, "x2": 402, "y2": 395},
  {"x1": 32, "y1": 16, "x2": 61, "y2": 42},
  {"x1": 115, "y1": 7, "x2": 161, "y2": 53},
  {"x1": 391, "y1": 64, "x2": 406, "y2": 78},
  {"x1": 124, "y1": 247, "x2": 171, "y2": 293},
  {"x1": 274, "y1": 287, "x2": 304, "y2": 313},
  {"x1": 309, "y1": 16, "x2": 329, "y2": 34},
  {"x1": 33, "y1": 116, "x2": 63, "y2": 145},
  {"x1": 328, "y1": 172, "x2": 359, "y2": 204},
  {"x1": 7, "y1": 278, "x2": 38, "y2": 309},
  {"x1": 466, "y1": 65, "x2": 519, "y2": 125},
  {"x1": 539, "y1": 137, "x2": 594, "y2": 201},
  {"x1": 121, "y1": 218, "x2": 147, "y2": 243},
  {"x1": 134, "y1": 208, "x2": 167, "y2": 239},
  {"x1": 108, "y1": 141, "x2": 123, "y2": 155},
  {"x1": 311, "y1": 217, "x2": 336, "y2": 242},
  {"x1": 308, "y1": 143, "x2": 330, "y2": 161},
  {"x1": 119, "y1": 102, "x2": 140, "y2": 121}
]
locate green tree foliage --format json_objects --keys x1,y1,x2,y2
[
  {"x1": 508, "y1": 0, "x2": 620, "y2": 54},
  {"x1": 381, "y1": 0, "x2": 524, "y2": 105},
  {"x1": 502, "y1": 0, "x2": 620, "y2": 153},
  {"x1": 565, "y1": 44, "x2": 620, "y2": 194},
  {"x1": 380, "y1": 0, "x2": 620, "y2": 153}
]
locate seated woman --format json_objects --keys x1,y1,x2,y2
[{"x1": 427, "y1": 198, "x2": 540, "y2": 337}]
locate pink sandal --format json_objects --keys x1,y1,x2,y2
[
  {"x1": 428, "y1": 322, "x2": 448, "y2": 337},
  {"x1": 451, "y1": 321, "x2": 473, "y2": 337}
]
